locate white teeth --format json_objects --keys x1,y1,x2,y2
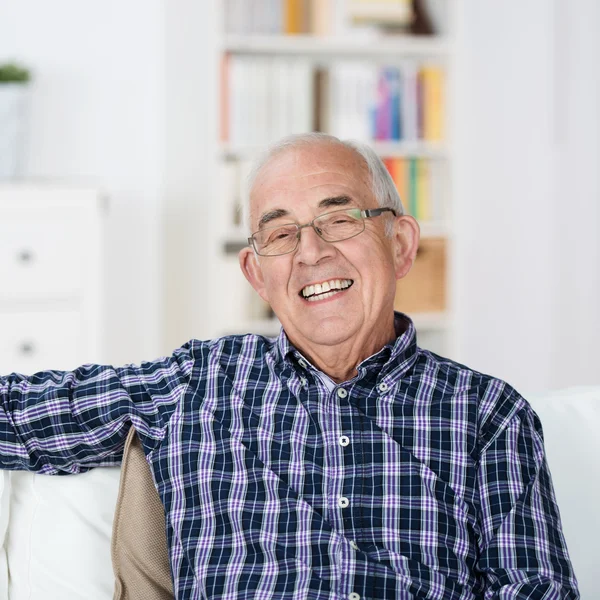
[
  {"x1": 301, "y1": 279, "x2": 353, "y2": 299},
  {"x1": 307, "y1": 290, "x2": 337, "y2": 302}
]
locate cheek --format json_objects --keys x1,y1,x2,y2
[{"x1": 260, "y1": 261, "x2": 292, "y2": 296}]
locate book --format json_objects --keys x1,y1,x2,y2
[
  {"x1": 393, "y1": 158, "x2": 408, "y2": 213},
  {"x1": 400, "y1": 62, "x2": 418, "y2": 141},
  {"x1": 285, "y1": 0, "x2": 305, "y2": 34},
  {"x1": 347, "y1": 0, "x2": 413, "y2": 27},
  {"x1": 289, "y1": 59, "x2": 314, "y2": 134},
  {"x1": 422, "y1": 65, "x2": 444, "y2": 141},
  {"x1": 375, "y1": 68, "x2": 391, "y2": 140},
  {"x1": 328, "y1": 62, "x2": 375, "y2": 141},
  {"x1": 408, "y1": 158, "x2": 418, "y2": 217},
  {"x1": 309, "y1": 0, "x2": 331, "y2": 35},
  {"x1": 386, "y1": 67, "x2": 401, "y2": 141},
  {"x1": 415, "y1": 158, "x2": 431, "y2": 220}
]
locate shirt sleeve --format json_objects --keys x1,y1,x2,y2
[
  {"x1": 0, "y1": 341, "x2": 196, "y2": 475},
  {"x1": 475, "y1": 390, "x2": 580, "y2": 599}
]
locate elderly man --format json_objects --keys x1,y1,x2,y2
[{"x1": 1, "y1": 133, "x2": 579, "y2": 599}]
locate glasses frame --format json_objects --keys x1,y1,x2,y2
[{"x1": 248, "y1": 207, "x2": 397, "y2": 257}]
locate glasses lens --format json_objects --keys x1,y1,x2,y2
[
  {"x1": 315, "y1": 209, "x2": 364, "y2": 242},
  {"x1": 254, "y1": 224, "x2": 298, "y2": 255}
]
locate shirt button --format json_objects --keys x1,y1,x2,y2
[
  {"x1": 349, "y1": 593, "x2": 361, "y2": 600},
  {"x1": 300, "y1": 377, "x2": 308, "y2": 388},
  {"x1": 339, "y1": 435, "x2": 350, "y2": 447},
  {"x1": 378, "y1": 382, "x2": 389, "y2": 392},
  {"x1": 298, "y1": 359, "x2": 308, "y2": 369},
  {"x1": 337, "y1": 388, "x2": 348, "y2": 399},
  {"x1": 338, "y1": 496, "x2": 349, "y2": 508},
  {"x1": 349, "y1": 540, "x2": 359, "y2": 550}
]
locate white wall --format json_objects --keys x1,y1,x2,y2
[
  {"x1": 551, "y1": 0, "x2": 600, "y2": 390},
  {"x1": 455, "y1": 0, "x2": 600, "y2": 394},
  {"x1": 0, "y1": 0, "x2": 165, "y2": 364},
  {"x1": 162, "y1": 0, "x2": 218, "y2": 351}
]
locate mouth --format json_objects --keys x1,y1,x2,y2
[{"x1": 299, "y1": 278, "x2": 354, "y2": 302}]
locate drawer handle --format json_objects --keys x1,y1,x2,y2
[
  {"x1": 19, "y1": 342, "x2": 35, "y2": 356},
  {"x1": 17, "y1": 249, "x2": 34, "y2": 264}
]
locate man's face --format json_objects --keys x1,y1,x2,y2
[{"x1": 239, "y1": 143, "x2": 415, "y2": 353}]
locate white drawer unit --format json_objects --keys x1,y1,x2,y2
[
  {"x1": 0, "y1": 185, "x2": 105, "y2": 374},
  {"x1": 0, "y1": 219, "x2": 88, "y2": 300}
]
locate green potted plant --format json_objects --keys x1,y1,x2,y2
[{"x1": 0, "y1": 61, "x2": 31, "y2": 179}]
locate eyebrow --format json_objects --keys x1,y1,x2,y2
[
  {"x1": 257, "y1": 196, "x2": 355, "y2": 229},
  {"x1": 257, "y1": 208, "x2": 290, "y2": 229}
]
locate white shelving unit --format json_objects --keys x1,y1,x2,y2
[
  {"x1": 221, "y1": 34, "x2": 452, "y2": 57},
  {"x1": 206, "y1": 1, "x2": 458, "y2": 357}
]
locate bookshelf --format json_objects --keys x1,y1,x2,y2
[
  {"x1": 221, "y1": 34, "x2": 451, "y2": 56},
  {"x1": 207, "y1": 0, "x2": 457, "y2": 357}
]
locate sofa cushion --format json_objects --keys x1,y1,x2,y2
[
  {"x1": 112, "y1": 426, "x2": 173, "y2": 599},
  {"x1": 0, "y1": 471, "x2": 9, "y2": 599},
  {"x1": 5, "y1": 467, "x2": 120, "y2": 600},
  {"x1": 528, "y1": 386, "x2": 600, "y2": 600}
]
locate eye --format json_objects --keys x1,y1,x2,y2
[{"x1": 265, "y1": 226, "x2": 296, "y2": 244}]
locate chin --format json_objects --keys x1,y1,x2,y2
[{"x1": 296, "y1": 317, "x2": 356, "y2": 346}]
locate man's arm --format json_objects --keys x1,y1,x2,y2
[
  {"x1": 0, "y1": 342, "x2": 196, "y2": 474},
  {"x1": 475, "y1": 390, "x2": 580, "y2": 599}
]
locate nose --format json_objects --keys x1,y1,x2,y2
[{"x1": 293, "y1": 224, "x2": 336, "y2": 265}]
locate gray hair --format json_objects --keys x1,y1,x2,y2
[{"x1": 244, "y1": 132, "x2": 404, "y2": 235}]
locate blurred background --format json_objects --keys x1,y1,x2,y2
[{"x1": 0, "y1": 0, "x2": 598, "y2": 396}]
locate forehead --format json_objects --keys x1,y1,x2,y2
[{"x1": 249, "y1": 143, "x2": 372, "y2": 225}]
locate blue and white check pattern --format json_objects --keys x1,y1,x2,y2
[{"x1": 0, "y1": 314, "x2": 579, "y2": 599}]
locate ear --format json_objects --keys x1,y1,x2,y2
[
  {"x1": 239, "y1": 246, "x2": 270, "y2": 303},
  {"x1": 391, "y1": 215, "x2": 420, "y2": 280}
]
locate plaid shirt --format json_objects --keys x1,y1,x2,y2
[{"x1": 0, "y1": 313, "x2": 579, "y2": 599}]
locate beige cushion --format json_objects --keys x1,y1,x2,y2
[{"x1": 112, "y1": 427, "x2": 173, "y2": 599}]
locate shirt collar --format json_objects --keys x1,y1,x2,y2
[{"x1": 276, "y1": 311, "x2": 419, "y2": 383}]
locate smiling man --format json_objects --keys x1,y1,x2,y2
[
  {"x1": 0, "y1": 133, "x2": 579, "y2": 599},
  {"x1": 239, "y1": 137, "x2": 419, "y2": 382}
]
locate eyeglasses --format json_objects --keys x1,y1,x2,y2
[{"x1": 248, "y1": 207, "x2": 397, "y2": 257}]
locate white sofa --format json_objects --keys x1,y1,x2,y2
[{"x1": 0, "y1": 386, "x2": 598, "y2": 599}]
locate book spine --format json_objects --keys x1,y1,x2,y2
[
  {"x1": 295, "y1": 59, "x2": 314, "y2": 132},
  {"x1": 383, "y1": 157, "x2": 395, "y2": 182},
  {"x1": 313, "y1": 68, "x2": 329, "y2": 132},
  {"x1": 393, "y1": 157, "x2": 407, "y2": 213},
  {"x1": 387, "y1": 67, "x2": 401, "y2": 141},
  {"x1": 272, "y1": 59, "x2": 290, "y2": 140},
  {"x1": 255, "y1": 59, "x2": 270, "y2": 145},
  {"x1": 284, "y1": 0, "x2": 303, "y2": 34},
  {"x1": 424, "y1": 66, "x2": 444, "y2": 141},
  {"x1": 271, "y1": 0, "x2": 283, "y2": 34},
  {"x1": 416, "y1": 158, "x2": 431, "y2": 221},
  {"x1": 358, "y1": 63, "x2": 377, "y2": 141},
  {"x1": 401, "y1": 62, "x2": 418, "y2": 141},
  {"x1": 309, "y1": 0, "x2": 331, "y2": 35},
  {"x1": 408, "y1": 157, "x2": 418, "y2": 216},
  {"x1": 375, "y1": 68, "x2": 390, "y2": 140},
  {"x1": 417, "y1": 68, "x2": 424, "y2": 140},
  {"x1": 429, "y1": 158, "x2": 447, "y2": 222}
]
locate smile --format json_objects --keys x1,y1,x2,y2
[{"x1": 300, "y1": 279, "x2": 354, "y2": 302}]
